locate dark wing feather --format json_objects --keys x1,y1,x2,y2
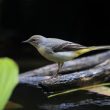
[
  {"x1": 45, "y1": 38, "x2": 86, "y2": 52},
  {"x1": 53, "y1": 41, "x2": 87, "y2": 52}
]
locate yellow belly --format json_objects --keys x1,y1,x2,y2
[{"x1": 37, "y1": 46, "x2": 76, "y2": 62}]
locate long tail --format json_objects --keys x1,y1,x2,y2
[{"x1": 75, "y1": 46, "x2": 110, "y2": 57}]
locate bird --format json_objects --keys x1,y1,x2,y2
[{"x1": 23, "y1": 35, "x2": 110, "y2": 77}]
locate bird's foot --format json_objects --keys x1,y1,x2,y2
[{"x1": 50, "y1": 73, "x2": 58, "y2": 78}]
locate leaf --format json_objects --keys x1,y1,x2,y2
[
  {"x1": 48, "y1": 83, "x2": 110, "y2": 98},
  {"x1": 0, "y1": 58, "x2": 19, "y2": 110},
  {"x1": 88, "y1": 86, "x2": 110, "y2": 96}
]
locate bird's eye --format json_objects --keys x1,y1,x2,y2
[{"x1": 30, "y1": 39, "x2": 36, "y2": 42}]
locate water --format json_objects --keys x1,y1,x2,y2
[
  {"x1": 11, "y1": 88, "x2": 110, "y2": 110},
  {"x1": 38, "y1": 92, "x2": 110, "y2": 110}
]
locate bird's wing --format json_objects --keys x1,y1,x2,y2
[{"x1": 46, "y1": 38, "x2": 87, "y2": 52}]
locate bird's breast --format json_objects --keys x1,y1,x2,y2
[
  {"x1": 37, "y1": 46, "x2": 55, "y2": 61},
  {"x1": 37, "y1": 46, "x2": 46, "y2": 55}
]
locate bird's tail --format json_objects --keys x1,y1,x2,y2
[{"x1": 75, "y1": 46, "x2": 110, "y2": 57}]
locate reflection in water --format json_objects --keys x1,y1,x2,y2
[
  {"x1": 11, "y1": 88, "x2": 110, "y2": 110},
  {"x1": 39, "y1": 97, "x2": 110, "y2": 110}
]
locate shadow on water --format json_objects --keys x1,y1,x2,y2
[
  {"x1": 38, "y1": 92, "x2": 110, "y2": 110},
  {"x1": 11, "y1": 88, "x2": 110, "y2": 110}
]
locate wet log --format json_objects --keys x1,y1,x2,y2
[
  {"x1": 19, "y1": 51, "x2": 110, "y2": 92},
  {"x1": 40, "y1": 60, "x2": 110, "y2": 91}
]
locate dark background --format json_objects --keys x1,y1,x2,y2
[{"x1": 0, "y1": 0, "x2": 110, "y2": 72}]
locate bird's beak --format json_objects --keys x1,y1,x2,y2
[{"x1": 22, "y1": 39, "x2": 30, "y2": 43}]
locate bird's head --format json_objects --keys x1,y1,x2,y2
[{"x1": 23, "y1": 35, "x2": 45, "y2": 47}]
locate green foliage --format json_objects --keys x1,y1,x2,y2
[{"x1": 0, "y1": 58, "x2": 19, "y2": 110}]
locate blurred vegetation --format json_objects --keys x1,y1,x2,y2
[{"x1": 0, "y1": 58, "x2": 19, "y2": 110}]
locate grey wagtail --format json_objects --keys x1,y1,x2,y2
[{"x1": 23, "y1": 35, "x2": 110, "y2": 77}]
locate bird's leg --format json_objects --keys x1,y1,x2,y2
[
  {"x1": 57, "y1": 62, "x2": 61, "y2": 73},
  {"x1": 60, "y1": 63, "x2": 64, "y2": 70},
  {"x1": 52, "y1": 62, "x2": 64, "y2": 77}
]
